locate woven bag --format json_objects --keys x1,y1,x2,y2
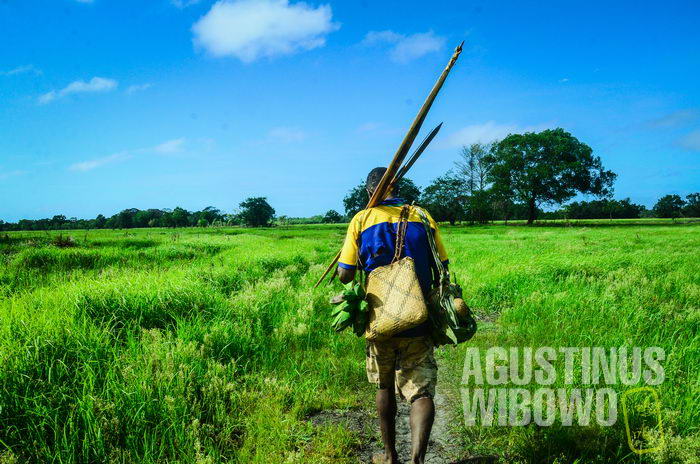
[{"x1": 364, "y1": 205, "x2": 428, "y2": 341}]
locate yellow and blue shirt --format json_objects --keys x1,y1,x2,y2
[{"x1": 339, "y1": 198, "x2": 449, "y2": 337}]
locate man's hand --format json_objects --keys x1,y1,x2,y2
[{"x1": 338, "y1": 266, "x2": 356, "y2": 284}]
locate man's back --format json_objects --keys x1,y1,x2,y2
[{"x1": 338, "y1": 197, "x2": 449, "y2": 337}]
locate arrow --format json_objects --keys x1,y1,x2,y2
[{"x1": 314, "y1": 42, "x2": 464, "y2": 288}]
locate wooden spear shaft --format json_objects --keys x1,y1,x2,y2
[{"x1": 314, "y1": 42, "x2": 464, "y2": 288}]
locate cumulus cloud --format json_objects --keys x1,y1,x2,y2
[
  {"x1": 678, "y1": 129, "x2": 700, "y2": 151},
  {"x1": 268, "y1": 126, "x2": 306, "y2": 142},
  {"x1": 1, "y1": 64, "x2": 41, "y2": 76},
  {"x1": 444, "y1": 121, "x2": 552, "y2": 147},
  {"x1": 362, "y1": 30, "x2": 445, "y2": 63},
  {"x1": 39, "y1": 76, "x2": 118, "y2": 104},
  {"x1": 192, "y1": 0, "x2": 339, "y2": 62},
  {"x1": 125, "y1": 83, "x2": 152, "y2": 95},
  {"x1": 155, "y1": 138, "x2": 186, "y2": 154}
]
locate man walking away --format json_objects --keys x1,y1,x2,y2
[{"x1": 337, "y1": 167, "x2": 450, "y2": 464}]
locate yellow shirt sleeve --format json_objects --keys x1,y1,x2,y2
[
  {"x1": 427, "y1": 211, "x2": 449, "y2": 264},
  {"x1": 338, "y1": 211, "x2": 363, "y2": 269}
]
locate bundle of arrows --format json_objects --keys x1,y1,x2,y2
[{"x1": 314, "y1": 41, "x2": 464, "y2": 288}]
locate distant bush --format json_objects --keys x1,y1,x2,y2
[
  {"x1": 565, "y1": 198, "x2": 646, "y2": 219},
  {"x1": 653, "y1": 194, "x2": 685, "y2": 218},
  {"x1": 52, "y1": 234, "x2": 77, "y2": 248},
  {"x1": 322, "y1": 210, "x2": 343, "y2": 223}
]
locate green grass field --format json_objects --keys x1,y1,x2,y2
[{"x1": 1, "y1": 222, "x2": 698, "y2": 463}]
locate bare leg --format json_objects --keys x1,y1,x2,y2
[
  {"x1": 375, "y1": 379, "x2": 399, "y2": 464},
  {"x1": 409, "y1": 396, "x2": 435, "y2": 464}
]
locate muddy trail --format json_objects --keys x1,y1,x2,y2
[{"x1": 309, "y1": 364, "x2": 492, "y2": 464}]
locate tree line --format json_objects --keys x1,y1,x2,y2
[
  {"x1": 2, "y1": 128, "x2": 698, "y2": 231},
  {"x1": 342, "y1": 128, "x2": 699, "y2": 224},
  {"x1": 0, "y1": 198, "x2": 277, "y2": 231}
]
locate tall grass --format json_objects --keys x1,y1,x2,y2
[
  {"x1": 440, "y1": 224, "x2": 700, "y2": 463},
  {"x1": 0, "y1": 227, "x2": 364, "y2": 463},
  {"x1": 0, "y1": 223, "x2": 697, "y2": 463}
]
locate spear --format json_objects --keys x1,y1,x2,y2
[
  {"x1": 391, "y1": 122, "x2": 443, "y2": 187},
  {"x1": 314, "y1": 42, "x2": 464, "y2": 288}
]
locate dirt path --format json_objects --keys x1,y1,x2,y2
[
  {"x1": 309, "y1": 360, "x2": 468, "y2": 463},
  {"x1": 392, "y1": 381, "x2": 462, "y2": 464}
]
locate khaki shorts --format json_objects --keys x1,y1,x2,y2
[{"x1": 366, "y1": 336, "x2": 437, "y2": 403}]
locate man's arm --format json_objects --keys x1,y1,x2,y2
[
  {"x1": 338, "y1": 266, "x2": 356, "y2": 284},
  {"x1": 337, "y1": 212, "x2": 362, "y2": 283}
]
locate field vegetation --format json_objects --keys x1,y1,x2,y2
[{"x1": 0, "y1": 221, "x2": 698, "y2": 463}]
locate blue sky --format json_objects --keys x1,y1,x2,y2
[{"x1": 1, "y1": 0, "x2": 699, "y2": 221}]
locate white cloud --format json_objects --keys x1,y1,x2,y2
[
  {"x1": 1, "y1": 64, "x2": 41, "y2": 76},
  {"x1": 679, "y1": 129, "x2": 700, "y2": 151},
  {"x1": 38, "y1": 76, "x2": 118, "y2": 104},
  {"x1": 444, "y1": 121, "x2": 552, "y2": 147},
  {"x1": 70, "y1": 138, "x2": 188, "y2": 172},
  {"x1": 559, "y1": 77, "x2": 570, "y2": 83},
  {"x1": 268, "y1": 126, "x2": 306, "y2": 142},
  {"x1": 363, "y1": 30, "x2": 445, "y2": 63},
  {"x1": 192, "y1": 0, "x2": 339, "y2": 63},
  {"x1": 155, "y1": 138, "x2": 186, "y2": 154},
  {"x1": 125, "y1": 83, "x2": 153, "y2": 95},
  {"x1": 70, "y1": 152, "x2": 131, "y2": 172}
]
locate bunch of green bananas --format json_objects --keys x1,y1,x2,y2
[{"x1": 329, "y1": 282, "x2": 369, "y2": 337}]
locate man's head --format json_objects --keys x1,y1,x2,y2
[{"x1": 366, "y1": 167, "x2": 394, "y2": 198}]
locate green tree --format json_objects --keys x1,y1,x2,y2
[
  {"x1": 50, "y1": 215, "x2": 66, "y2": 230},
  {"x1": 455, "y1": 142, "x2": 494, "y2": 194},
  {"x1": 653, "y1": 194, "x2": 685, "y2": 218},
  {"x1": 198, "y1": 206, "x2": 223, "y2": 225},
  {"x1": 683, "y1": 193, "x2": 700, "y2": 217},
  {"x1": 171, "y1": 207, "x2": 190, "y2": 227},
  {"x1": 239, "y1": 197, "x2": 275, "y2": 227},
  {"x1": 94, "y1": 214, "x2": 107, "y2": 229},
  {"x1": 487, "y1": 128, "x2": 616, "y2": 224},
  {"x1": 112, "y1": 209, "x2": 139, "y2": 229},
  {"x1": 455, "y1": 143, "x2": 495, "y2": 223},
  {"x1": 343, "y1": 177, "x2": 421, "y2": 218},
  {"x1": 419, "y1": 173, "x2": 468, "y2": 225},
  {"x1": 565, "y1": 198, "x2": 645, "y2": 219},
  {"x1": 133, "y1": 210, "x2": 151, "y2": 228},
  {"x1": 322, "y1": 210, "x2": 343, "y2": 223}
]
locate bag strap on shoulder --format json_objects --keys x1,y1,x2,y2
[{"x1": 391, "y1": 204, "x2": 411, "y2": 264}]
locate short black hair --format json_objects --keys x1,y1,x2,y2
[{"x1": 366, "y1": 167, "x2": 387, "y2": 194}]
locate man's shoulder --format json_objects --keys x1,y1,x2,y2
[
  {"x1": 350, "y1": 209, "x2": 370, "y2": 224},
  {"x1": 350, "y1": 207, "x2": 397, "y2": 233},
  {"x1": 409, "y1": 205, "x2": 437, "y2": 227}
]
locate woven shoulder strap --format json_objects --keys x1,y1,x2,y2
[{"x1": 391, "y1": 205, "x2": 411, "y2": 263}]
